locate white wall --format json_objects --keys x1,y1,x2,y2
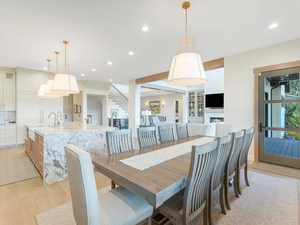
[
  {"x1": 205, "y1": 68, "x2": 224, "y2": 94},
  {"x1": 224, "y1": 39, "x2": 300, "y2": 160},
  {"x1": 87, "y1": 95, "x2": 104, "y2": 125},
  {"x1": 224, "y1": 39, "x2": 300, "y2": 130},
  {"x1": 63, "y1": 95, "x2": 73, "y2": 121},
  {"x1": 78, "y1": 80, "x2": 111, "y2": 95},
  {"x1": 141, "y1": 93, "x2": 184, "y2": 123},
  {"x1": 79, "y1": 80, "x2": 111, "y2": 125}
]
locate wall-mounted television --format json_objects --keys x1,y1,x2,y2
[{"x1": 205, "y1": 93, "x2": 224, "y2": 108}]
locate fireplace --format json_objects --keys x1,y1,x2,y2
[
  {"x1": 205, "y1": 112, "x2": 224, "y2": 123},
  {"x1": 210, "y1": 117, "x2": 224, "y2": 123}
]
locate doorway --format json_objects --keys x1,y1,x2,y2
[
  {"x1": 258, "y1": 67, "x2": 300, "y2": 169},
  {"x1": 87, "y1": 94, "x2": 104, "y2": 125}
]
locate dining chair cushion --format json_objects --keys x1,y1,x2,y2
[{"x1": 99, "y1": 187, "x2": 153, "y2": 225}]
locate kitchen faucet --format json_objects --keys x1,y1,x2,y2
[{"x1": 48, "y1": 112, "x2": 58, "y2": 126}]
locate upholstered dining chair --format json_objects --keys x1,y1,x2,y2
[
  {"x1": 176, "y1": 123, "x2": 189, "y2": 139},
  {"x1": 208, "y1": 135, "x2": 233, "y2": 225},
  {"x1": 224, "y1": 130, "x2": 245, "y2": 210},
  {"x1": 158, "y1": 140, "x2": 219, "y2": 225},
  {"x1": 106, "y1": 129, "x2": 133, "y2": 155},
  {"x1": 237, "y1": 127, "x2": 255, "y2": 194},
  {"x1": 158, "y1": 124, "x2": 176, "y2": 144},
  {"x1": 137, "y1": 126, "x2": 158, "y2": 149},
  {"x1": 65, "y1": 144, "x2": 153, "y2": 225}
]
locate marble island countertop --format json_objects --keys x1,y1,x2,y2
[
  {"x1": 26, "y1": 122, "x2": 115, "y2": 184},
  {"x1": 32, "y1": 123, "x2": 115, "y2": 136}
]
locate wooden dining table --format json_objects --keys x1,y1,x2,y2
[{"x1": 92, "y1": 136, "x2": 215, "y2": 209}]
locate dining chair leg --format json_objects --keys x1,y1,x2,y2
[
  {"x1": 233, "y1": 175, "x2": 240, "y2": 198},
  {"x1": 224, "y1": 177, "x2": 231, "y2": 210},
  {"x1": 111, "y1": 180, "x2": 116, "y2": 189},
  {"x1": 203, "y1": 205, "x2": 209, "y2": 225},
  {"x1": 244, "y1": 164, "x2": 250, "y2": 186},
  {"x1": 208, "y1": 187, "x2": 213, "y2": 225},
  {"x1": 147, "y1": 217, "x2": 152, "y2": 225},
  {"x1": 219, "y1": 186, "x2": 226, "y2": 215},
  {"x1": 237, "y1": 169, "x2": 242, "y2": 195}
]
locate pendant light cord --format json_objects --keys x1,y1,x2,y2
[
  {"x1": 185, "y1": 8, "x2": 188, "y2": 43},
  {"x1": 47, "y1": 59, "x2": 51, "y2": 72},
  {"x1": 54, "y1": 51, "x2": 59, "y2": 74},
  {"x1": 63, "y1": 40, "x2": 71, "y2": 90},
  {"x1": 64, "y1": 41, "x2": 68, "y2": 73},
  {"x1": 182, "y1": 1, "x2": 191, "y2": 49},
  {"x1": 46, "y1": 59, "x2": 51, "y2": 79}
]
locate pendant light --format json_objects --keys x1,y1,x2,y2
[
  {"x1": 37, "y1": 83, "x2": 48, "y2": 97},
  {"x1": 168, "y1": 1, "x2": 207, "y2": 86},
  {"x1": 38, "y1": 59, "x2": 62, "y2": 98},
  {"x1": 45, "y1": 53, "x2": 68, "y2": 97},
  {"x1": 51, "y1": 40, "x2": 79, "y2": 95}
]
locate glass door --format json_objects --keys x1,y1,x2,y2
[{"x1": 259, "y1": 67, "x2": 300, "y2": 169}]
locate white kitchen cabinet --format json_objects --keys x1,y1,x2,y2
[
  {"x1": 0, "y1": 72, "x2": 16, "y2": 111},
  {"x1": 0, "y1": 124, "x2": 17, "y2": 146},
  {"x1": 0, "y1": 71, "x2": 16, "y2": 148},
  {"x1": 188, "y1": 89, "x2": 205, "y2": 123}
]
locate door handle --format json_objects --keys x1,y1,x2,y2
[{"x1": 259, "y1": 122, "x2": 263, "y2": 132}]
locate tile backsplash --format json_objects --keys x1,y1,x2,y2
[{"x1": 0, "y1": 111, "x2": 16, "y2": 125}]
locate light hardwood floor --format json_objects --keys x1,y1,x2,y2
[{"x1": 0, "y1": 146, "x2": 111, "y2": 225}]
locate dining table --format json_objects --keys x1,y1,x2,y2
[{"x1": 92, "y1": 136, "x2": 215, "y2": 209}]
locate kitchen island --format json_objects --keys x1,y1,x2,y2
[{"x1": 25, "y1": 123, "x2": 114, "y2": 184}]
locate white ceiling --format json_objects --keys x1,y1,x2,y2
[{"x1": 1, "y1": 0, "x2": 300, "y2": 82}]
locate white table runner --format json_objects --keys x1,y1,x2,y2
[{"x1": 120, "y1": 137, "x2": 214, "y2": 171}]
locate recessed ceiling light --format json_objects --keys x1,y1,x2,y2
[
  {"x1": 81, "y1": 73, "x2": 85, "y2": 77},
  {"x1": 268, "y1": 23, "x2": 279, "y2": 30},
  {"x1": 128, "y1": 51, "x2": 134, "y2": 56},
  {"x1": 141, "y1": 25, "x2": 149, "y2": 32},
  {"x1": 107, "y1": 61, "x2": 112, "y2": 66},
  {"x1": 91, "y1": 68, "x2": 97, "y2": 72}
]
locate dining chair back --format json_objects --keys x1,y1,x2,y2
[
  {"x1": 158, "y1": 124, "x2": 175, "y2": 143},
  {"x1": 227, "y1": 130, "x2": 245, "y2": 176},
  {"x1": 65, "y1": 144, "x2": 101, "y2": 225},
  {"x1": 237, "y1": 127, "x2": 255, "y2": 190},
  {"x1": 207, "y1": 134, "x2": 233, "y2": 224},
  {"x1": 187, "y1": 123, "x2": 209, "y2": 137},
  {"x1": 157, "y1": 115, "x2": 167, "y2": 122},
  {"x1": 215, "y1": 123, "x2": 232, "y2": 137},
  {"x1": 239, "y1": 127, "x2": 255, "y2": 169},
  {"x1": 213, "y1": 135, "x2": 234, "y2": 190},
  {"x1": 138, "y1": 126, "x2": 158, "y2": 149},
  {"x1": 182, "y1": 140, "x2": 219, "y2": 224},
  {"x1": 224, "y1": 130, "x2": 245, "y2": 210},
  {"x1": 176, "y1": 123, "x2": 189, "y2": 139},
  {"x1": 106, "y1": 129, "x2": 133, "y2": 155},
  {"x1": 149, "y1": 115, "x2": 160, "y2": 126},
  {"x1": 65, "y1": 144, "x2": 154, "y2": 225}
]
